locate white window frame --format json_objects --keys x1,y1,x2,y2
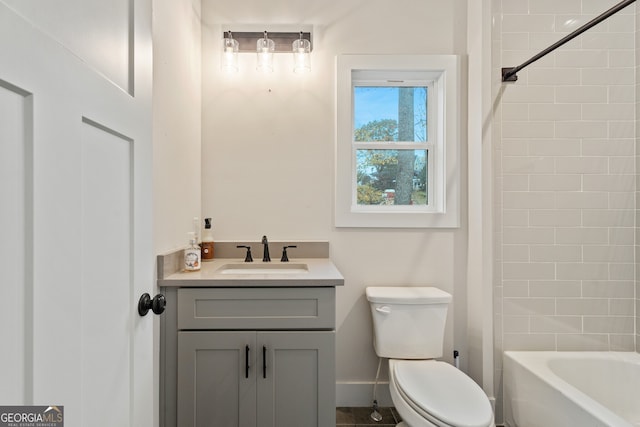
[{"x1": 335, "y1": 54, "x2": 460, "y2": 228}]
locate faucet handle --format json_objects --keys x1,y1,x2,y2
[
  {"x1": 236, "y1": 245, "x2": 253, "y2": 262},
  {"x1": 281, "y1": 245, "x2": 297, "y2": 262}
]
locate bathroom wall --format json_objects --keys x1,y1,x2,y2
[
  {"x1": 493, "y1": 0, "x2": 637, "y2": 421},
  {"x1": 153, "y1": 0, "x2": 202, "y2": 255},
  {"x1": 200, "y1": 0, "x2": 470, "y2": 405}
]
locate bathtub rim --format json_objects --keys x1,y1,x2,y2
[{"x1": 504, "y1": 351, "x2": 640, "y2": 427}]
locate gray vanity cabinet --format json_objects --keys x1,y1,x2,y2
[{"x1": 175, "y1": 287, "x2": 336, "y2": 427}]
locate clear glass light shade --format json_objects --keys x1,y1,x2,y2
[
  {"x1": 256, "y1": 37, "x2": 275, "y2": 73},
  {"x1": 292, "y1": 39, "x2": 311, "y2": 73},
  {"x1": 221, "y1": 37, "x2": 239, "y2": 73}
]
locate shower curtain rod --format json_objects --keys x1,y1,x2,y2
[{"x1": 502, "y1": 0, "x2": 636, "y2": 82}]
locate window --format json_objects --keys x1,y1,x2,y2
[{"x1": 335, "y1": 55, "x2": 460, "y2": 228}]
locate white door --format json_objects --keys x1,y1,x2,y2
[{"x1": 0, "y1": 1, "x2": 154, "y2": 426}]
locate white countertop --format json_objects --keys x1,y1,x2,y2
[{"x1": 158, "y1": 258, "x2": 344, "y2": 287}]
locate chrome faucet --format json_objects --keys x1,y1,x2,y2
[{"x1": 261, "y1": 235, "x2": 271, "y2": 262}]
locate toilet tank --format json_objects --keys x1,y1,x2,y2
[{"x1": 366, "y1": 287, "x2": 452, "y2": 359}]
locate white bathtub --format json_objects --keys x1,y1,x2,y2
[{"x1": 503, "y1": 351, "x2": 640, "y2": 427}]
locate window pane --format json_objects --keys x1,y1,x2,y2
[
  {"x1": 356, "y1": 149, "x2": 427, "y2": 205},
  {"x1": 353, "y1": 86, "x2": 427, "y2": 142}
]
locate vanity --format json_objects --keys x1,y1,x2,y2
[{"x1": 158, "y1": 241, "x2": 344, "y2": 427}]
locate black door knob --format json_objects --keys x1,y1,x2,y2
[{"x1": 138, "y1": 293, "x2": 166, "y2": 316}]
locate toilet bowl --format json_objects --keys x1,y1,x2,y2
[
  {"x1": 389, "y1": 359, "x2": 494, "y2": 427},
  {"x1": 366, "y1": 286, "x2": 495, "y2": 427}
]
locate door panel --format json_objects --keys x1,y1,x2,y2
[
  {"x1": 257, "y1": 331, "x2": 335, "y2": 427},
  {"x1": 4, "y1": 0, "x2": 133, "y2": 93},
  {"x1": 178, "y1": 332, "x2": 258, "y2": 427},
  {"x1": 0, "y1": 81, "x2": 32, "y2": 405},
  {"x1": 80, "y1": 120, "x2": 132, "y2": 426}
]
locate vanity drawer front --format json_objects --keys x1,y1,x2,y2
[{"x1": 177, "y1": 287, "x2": 335, "y2": 330}]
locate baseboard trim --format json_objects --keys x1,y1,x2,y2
[{"x1": 336, "y1": 381, "x2": 393, "y2": 407}]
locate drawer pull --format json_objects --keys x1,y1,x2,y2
[
  {"x1": 245, "y1": 345, "x2": 250, "y2": 378},
  {"x1": 262, "y1": 346, "x2": 267, "y2": 379}
]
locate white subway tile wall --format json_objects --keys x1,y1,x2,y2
[
  {"x1": 492, "y1": 0, "x2": 638, "y2": 422},
  {"x1": 496, "y1": 0, "x2": 636, "y2": 350}
]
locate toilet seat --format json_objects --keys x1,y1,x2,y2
[{"x1": 390, "y1": 359, "x2": 493, "y2": 427}]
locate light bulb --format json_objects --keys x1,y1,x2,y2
[
  {"x1": 292, "y1": 38, "x2": 311, "y2": 73},
  {"x1": 221, "y1": 32, "x2": 239, "y2": 73},
  {"x1": 256, "y1": 32, "x2": 275, "y2": 73}
]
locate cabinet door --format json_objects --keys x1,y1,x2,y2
[
  {"x1": 178, "y1": 331, "x2": 257, "y2": 427},
  {"x1": 257, "y1": 331, "x2": 335, "y2": 427}
]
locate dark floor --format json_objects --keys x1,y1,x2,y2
[{"x1": 336, "y1": 407, "x2": 401, "y2": 427}]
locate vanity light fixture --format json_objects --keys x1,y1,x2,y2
[
  {"x1": 292, "y1": 31, "x2": 311, "y2": 73},
  {"x1": 221, "y1": 30, "x2": 239, "y2": 73},
  {"x1": 221, "y1": 28, "x2": 312, "y2": 73},
  {"x1": 256, "y1": 31, "x2": 275, "y2": 73}
]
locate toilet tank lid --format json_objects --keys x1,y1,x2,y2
[{"x1": 366, "y1": 287, "x2": 452, "y2": 304}]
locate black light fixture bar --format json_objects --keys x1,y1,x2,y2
[
  {"x1": 224, "y1": 31, "x2": 312, "y2": 53},
  {"x1": 502, "y1": 0, "x2": 636, "y2": 82}
]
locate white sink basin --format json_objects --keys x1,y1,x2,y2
[{"x1": 217, "y1": 263, "x2": 309, "y2": 275}]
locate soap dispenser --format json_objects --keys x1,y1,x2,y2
[
  {"x1": 201, "y1": 218, "x2": 214, "y2": 260},
  {"x1": 184, "y1": 232, "x2": 201, "y2": 271}
]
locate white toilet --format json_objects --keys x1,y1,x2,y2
[{"x1": 366, "y1": 286, "x2": 495, "y2": 427}]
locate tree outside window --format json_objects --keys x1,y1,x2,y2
[{"x1": 353, "y1": 86, "x2": 428, "y2": 206}]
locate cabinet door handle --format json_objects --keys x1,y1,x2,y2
[
  {"x1": 245, "y1": 345, "x2": 250, "y2": 379},
  {"x1": 262, "y1": 346, "x2": 267, "y2": 379}
]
